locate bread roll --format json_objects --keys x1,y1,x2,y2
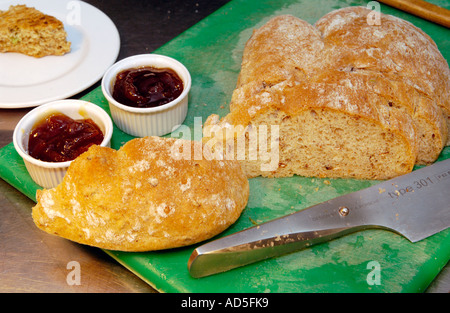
[
  {"x1": 203, "y1": 7, "x2": 449, "y2": 180},
  {"x1": 32, "y1": 136, "x2": 249, "y2": 252}
]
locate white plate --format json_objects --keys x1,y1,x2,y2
[{"x1": 0, "y1": 0, "x2": 120, "y2": 108}]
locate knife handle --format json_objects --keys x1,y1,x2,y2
[
  {"x1": 188, "y1": 224, "x2": 382, "y2": 278},
  {"x1": 378, "y1": 0, "x2": 450, "y2": 28}
]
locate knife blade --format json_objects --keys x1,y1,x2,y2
[{"x1": 188, "y1": 158, "x2": 450, "y2": 278}]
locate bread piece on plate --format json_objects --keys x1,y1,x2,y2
[
  {"x1": 0, "y1": 5, "x2": 71, "y2": 58},
  {"x1": 32, "y1": 137, "x2": 249, "y2": 252},
  {"x1": 203, "y1": 7, "x2": 449, "y2": 180}
]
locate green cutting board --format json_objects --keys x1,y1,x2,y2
[{"x1": 1, "y1": 0, "x2": 449, "y2": 293}]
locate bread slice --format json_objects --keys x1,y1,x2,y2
[
  {"x1": 0, "y1": 5, "x2": 71, "y2": 58},
  {"x1": 204, "y1": 78, "x2": 418, "y2": 180},
  {"x1": 203, "y1": 7, "x2": 449, "y2": 180},
  {"x1": 32, "y1": 137, "x2": 249, "y2": 252}
]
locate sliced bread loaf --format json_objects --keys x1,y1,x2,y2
[{"x1": 203, "y1": 7, "x2": 449, "y2": 180}]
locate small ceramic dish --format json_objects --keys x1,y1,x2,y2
[
  {"x1": 101, "y1": 54, "x2": 191, "y2": 137},
  {"x1": 13, "y1": 99, "x2": 113, "y2": 189}
]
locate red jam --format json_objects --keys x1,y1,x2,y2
[
  {"x1": 28, "y1": 113, "x2": 104, "y2": 162},
  {"x1": 112, "y1": 66, "x2": 183, "y2": 108}
]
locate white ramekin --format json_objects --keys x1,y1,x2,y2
[
  {"x1": 13, "y1": 100, "x2": 113, "y2": 189},
  {"x1": 101, "y1": 54, "x2": 191, "y2": 137}
]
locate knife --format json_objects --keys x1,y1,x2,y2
[{"x1": 188, "y1": 158, "x2": 450, "y2": 278}]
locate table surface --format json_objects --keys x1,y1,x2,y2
[{"x1": 0, "y1": 0, "x2": 448, "y2": 293}]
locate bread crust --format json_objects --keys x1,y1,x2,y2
[
  {"x1": 204, "y1": 7, "x2": 449, "y2": 180},
  {"x1": 32, "y1": 137, "x2": 249, "y2": 251},
  {"x1": 0, "y1": 5, "x2": 71, "y2": 57}
]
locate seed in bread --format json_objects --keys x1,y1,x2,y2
[
  {"x1": 203, "y1": 7, "x2": 449, "y2": 180},
  {"x1": 31, "y1": 136, "x2": 249, "y2": 252},
  {"x1": 0, "y1": 5, "x2": 71, "y2": 58}
]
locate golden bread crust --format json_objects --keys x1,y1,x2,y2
[{"x1": 32, "y1": 137, "x2": 249, "y2": 252}]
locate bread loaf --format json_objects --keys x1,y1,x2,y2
[
  {"x1": 32, "y1": 137, "x2": 249, "y2": 252},
  {"x1": 0, "y1": 5, "x2": 71, "y2": 58},
  {"x1": 203, "y1": 7, "x2": 449, "y2": 180}
]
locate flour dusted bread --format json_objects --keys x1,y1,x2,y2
[
  {"x1": 0, "y1": 5, "x2": 70, "y2": 58},
  {"x1": 204, "y1": 7, "x2": 449, "y2": 180},
  {"x1": 32, "y1": 137, "x2": 249, "y2": 251}
]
